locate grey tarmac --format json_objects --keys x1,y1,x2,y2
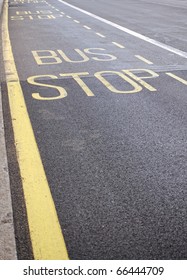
[{"x1": 1, "y1": 0, "x2": 187, "y2": 259}]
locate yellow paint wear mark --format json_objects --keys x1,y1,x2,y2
[
  {"x1": 96, "y1": 32, "x2": 105, "y2": 38},
  {"x1": 166, "y1": 72, "x2": 187, "y2": 85},
  {"x1": 2, "y1": 2, "x2": 69, "y2": 260},
  {"x1": 112, "y1": 42, "x2": 125, "y2": 49},
  {"x1": 135, "y1": 55, "x2": 153, "y2": 65}
]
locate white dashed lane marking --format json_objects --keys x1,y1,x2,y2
[
  {"x1": 96, "y1": 32, "x2": 106, "y2": 38},
  {"x1": 112, "y1": 42, "x2": 125, "y2": 49},
  {"x1": 135, "y1": 55, "x2": 154, "y2": 65}
]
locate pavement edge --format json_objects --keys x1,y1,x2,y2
[{"x1": 0, "y1": 0, "x2": 17, "y2": 260}]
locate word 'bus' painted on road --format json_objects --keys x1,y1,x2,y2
[
  {"x1": 28, "y1": 48, "x2": 187, "y2": 100},
  {"x1": 11, "y1": 10, "x2": 63, "y2": 20},
  {"x1": 31, "y1": 49, "x2": 117, "y2": 64}
]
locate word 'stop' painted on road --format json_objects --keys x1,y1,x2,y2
[
  {"x1": 28, "y1": 48, "x2": 187, "y2": 100},
  {"x1": 27, "y1": 69, "x2": 160, "y2": 100}
]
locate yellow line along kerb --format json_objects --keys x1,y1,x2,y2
[{"x1": 2, "y1": 1, "x2": 69, "y2": 260}]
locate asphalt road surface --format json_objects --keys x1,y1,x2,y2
[{"x1": 1, "y1": 0, "x2": 187, "y2": 259}]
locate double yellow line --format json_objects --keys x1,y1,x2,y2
[{"x1": 2, "y1": 1, "x2": 69, "y2": 260}]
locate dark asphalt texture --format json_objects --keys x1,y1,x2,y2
[
  {"x1": 4, "y1": 0, "x2": 187, "y2": 259},
  {"x1": 64, "y1": 0, "x2": 187, "y2": 53}
]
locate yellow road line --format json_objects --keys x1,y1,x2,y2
[
  {"x1": 166, "y1": 72, "x2": 187, "y2": 85},
  {"x1": 112, "y1": 42, "x2": 125, "y2": 48},
  {"x1": 2, "y1": 1, "x2": 69, "y2": 260},
  {"x1": 96, "y1": 32, "x2": 105, "y2": 38},
  {"x1": 135, "y1": 55, "x2": 153, "y2": 65}
]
